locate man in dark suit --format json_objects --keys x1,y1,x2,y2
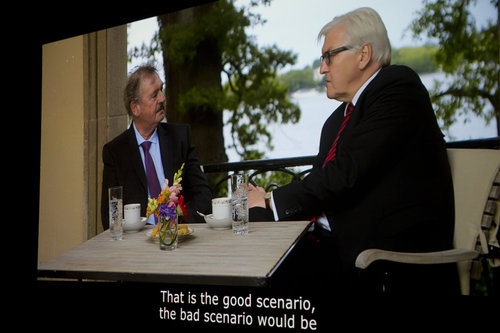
[
  {"x1": 101, "y1": 65, "x2": 211, "y2": 229},
  {"x1": 249, "y1": 8, "x2": 456, "y2": 294}
]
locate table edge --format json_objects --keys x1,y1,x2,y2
[
  {"x1": 37, "y1": 268, "x2": 269, "y2": 287},
  {"x1": 37, "y1": 221, "x2": 312, "y2": 287}
]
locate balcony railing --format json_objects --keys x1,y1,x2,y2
[{"x1": 202, "y1": 137, "x2": 500, "y2": 193}]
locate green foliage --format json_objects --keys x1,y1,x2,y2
[
  {"x1": 220, "y1": 0, "x2": 301, "y2": 160},
  {"x1": 178, "y1": 87, "x2": 225, "y2": 115},
  {"x1": 409, "y1": 0, "x2": 499, "y2": 136},
  {"x1": 391, "y1": 45, "x2": 438, "y2": 73},
  {"x1": 279, "y1": 66, "x2": 321, "y2": 92}
]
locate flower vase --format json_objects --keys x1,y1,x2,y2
[{"x1": 159, "y1": 216, "x2": 178, "y2": 250}]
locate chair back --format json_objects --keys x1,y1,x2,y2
[{"x1": 447, "y1": 148, "x2": 500, "y2": 294}]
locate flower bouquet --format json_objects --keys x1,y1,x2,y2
[{"x1": 147, "y1": 163, "x2": 189, "y2": 250}]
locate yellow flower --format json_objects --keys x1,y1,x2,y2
[
  {"x1": 173, "y1": 163, "x2": 185, "y2": 187},
  {"x1": 146, "y1": 197, "x2": 158, "y2": 217},
  {"x1": 157, "y1": 192, "x2": 166, "y2": 205}
]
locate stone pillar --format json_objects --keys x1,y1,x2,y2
[{"x1": 84, "y1": 24, "x2": 128, "y2": 238}]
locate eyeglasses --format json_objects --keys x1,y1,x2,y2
[{"x1": 320, "y1": 46, "x2": 351, "y2": 65}]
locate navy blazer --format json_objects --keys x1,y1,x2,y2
[
  {"x1": 250, "y1": 65, "x2": 455, "y2": 270},
  {"x1": 101, "y1": 122, "x2": 212, "y2": 229}
]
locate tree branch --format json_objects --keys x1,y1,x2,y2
[{"x1": 435, "y1": 86, "x2": 495, "y2": 107}]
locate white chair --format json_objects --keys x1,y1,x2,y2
[{"x1": 355, "y1": 148, "x2": 500, "y2": 295}]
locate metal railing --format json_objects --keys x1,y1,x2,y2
[
  {"x1": 202, "y1": 137, "x2": 499, "y2": 193},
  {"x1": 203, "y1": 155, "x2": 315, "y2": 191}
]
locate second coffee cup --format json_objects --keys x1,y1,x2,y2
[{"x1": 212, "y1": 197, "x2": 231, "y2": 220}]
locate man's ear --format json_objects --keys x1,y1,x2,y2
[
  {"x1": 358, "y1": 43, "x2": 372, "y2": 70},
  {"x1": 130, "y1": 101, "x2": 140, "y2": 117}
]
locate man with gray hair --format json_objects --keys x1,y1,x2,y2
[
  {"x1": 249, "y1": 8, "x2": 457, "y2": 294},
  {"x1": 101, "y1": 64, "x2": 211, "y2": 229}
]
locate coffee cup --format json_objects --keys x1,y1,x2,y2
[
  {"x1": 212, "y1": 197, "x2": 231, "y2": 220},
  {"x1": 124, "y1": 203, "x2": 141, "y2": 224}
]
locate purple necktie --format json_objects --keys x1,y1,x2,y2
[{"x1": 141, "y1": 141, "x2": 161, "y2": 199}]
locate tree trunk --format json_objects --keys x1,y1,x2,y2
[{"x1": 159, "y1": 4, "x2": 228, "y2": 194}]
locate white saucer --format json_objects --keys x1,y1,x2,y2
[
  {"x1": 204, "y1": 214, "x2": 232, "y2": 230},
  {"x1": 122, "y1": 217, "x2": 147, "y2": 232}
]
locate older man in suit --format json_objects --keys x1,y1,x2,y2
[
  {"x1": 249, "y1": 8, "x2": 457, "y2": 294},
  {"x1": 101, "y1": 65, "x2": 211, "y2": 229}
]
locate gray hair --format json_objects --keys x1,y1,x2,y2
[
  {"x1": 318, "y1": 7, "x2": 391, "y2": 66},
  {"x1": 124, "y1": 64, "x2": 159, "y2": 116}
]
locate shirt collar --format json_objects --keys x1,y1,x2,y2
[
  {"x1": 347, "y1": 68, "x2": 381, "y2": 113},
  {"x1": 133, "y1": 122, "x2": 159, "y2": 146}
]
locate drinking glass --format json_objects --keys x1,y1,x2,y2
[
  {"x1": 108, "y1": 186, "x2": 123, "y2": 240},
  {"x1": 231, "y1": 173, "x2": 249, "y2": 235}
]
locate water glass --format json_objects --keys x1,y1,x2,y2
[
  {"x1": 231, "y1": 173, "x2": 249, "y2": 235},
  {"x1": 108, "y1": 186, "x2": 123, "y2": 240}
]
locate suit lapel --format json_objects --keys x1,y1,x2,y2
[
  {"x1": 158, "y1": 123, "x2": 174, "y2": 185},
  {"x1": 316, "y1": 103, "x2": 346, "y2": 167},
  {"x1": 127, "y1": 124, "x2": 148, "y2": 193}
]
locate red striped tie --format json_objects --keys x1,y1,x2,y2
[{"x1": 322, "y1": 103, "x2": 354, "y2": 168}]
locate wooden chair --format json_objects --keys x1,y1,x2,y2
[{"x1": 355, "y1": 148, "x2": 500, "y2": 295}]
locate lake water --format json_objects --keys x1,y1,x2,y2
[{"x1": 223, "y1": 72, "x2": 498, "y2": 162}]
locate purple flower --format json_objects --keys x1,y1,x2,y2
[{"x1": 159, "y1": 203, "x2": 177, "y2": 220}]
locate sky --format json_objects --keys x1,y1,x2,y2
[{"x1": 127, "y1": 0, "x2": 497, "y2": 71}]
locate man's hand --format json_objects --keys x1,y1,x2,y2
[{"x1": 248, "y1": 184, "x2": 266, "y2": 208}]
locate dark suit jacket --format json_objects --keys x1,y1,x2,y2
[
  {"x1": 101, "y1": 122, "x2": 212, "y2": 229},
  {"x1": 250, "y1": 65, "x2": 455, "y2": 273}
]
